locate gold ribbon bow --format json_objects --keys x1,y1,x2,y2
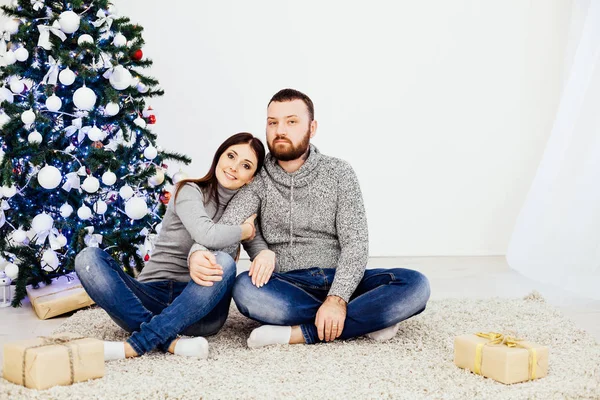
[
  {"x1": 21, "y1": 335, "x2": 85, "y2": 387},
  {"x1": 473, "y1": 332, "x2": 538, "y2": 381}
]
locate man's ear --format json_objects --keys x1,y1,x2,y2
[{"x1": 310, "y1": 120, "x2": 318, "y2": 139}]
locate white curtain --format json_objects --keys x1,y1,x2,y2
[{"x1": 506, "y1": 0, "x2": 600, "y2": 300}]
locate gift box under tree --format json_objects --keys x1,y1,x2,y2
[{"x1": 25, "y1": 272, "x2": 94, "y2": 319}]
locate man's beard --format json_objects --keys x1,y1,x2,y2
[{"x1": 268, "y1": 129, "x2": 311, "y2": 161}]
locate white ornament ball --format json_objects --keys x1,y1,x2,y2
[
  {"x1": 59, "y1": 68, "x2": 76, "y2": 86},
  {"x1": 73, "y1": 86, "x2": 96, "y2": 111},
  {"x1": 45, "y1": 94, "x2": 62, "y2": 112},
  {"x1": 58, "y1": 11, "x2": 80, "y2": 34},
  {"x1": 148, "y1": 169, "x2": 165, "y2": 186},
  {"x1": 32, "y1": 213, "x2": 53, "y2": 234},
  {"x1": 4, "y1": 19, "x2": 19, "y2": 35},
  {"x1": 125, "y1": 197, "x2": 148, "y2": 220},
  {"x1": 87, "y1": 125, "x2": 105, "y2": 141},
  {"x1": 102, "y1": 170, "x2": 117, "y2": 186},
  {"x1": 134, "y1": 117, "x2": 146, "y2": 129},
  {"x1": 37, "y1": 165, "x2": 62, "y2": 189},
  {"x1": 172, "y1": 170, "x2": 188, "y2": 184},
  {"x1": 1, "y1": 185, "x2": 17, "y2": 198},
  {"x1": 4, "y1": 263, "x2": 19, "y2": 279},
  {"x1": 3, "y1": 51, "x2": 16, "y2": 65},
  {"x1": 77, "y1": 34, "x2": 94, "y2": 45},
  {"x1": 113, "y1": 33, "x2": 127, "y2": 47},
  {"x1": 143, "y1": 146, "x2": 157, "y2": 160},
  {"x1": 60, "y1": 203, "x2": 73, "y2": 218},
  {"x1": 9, "y1": 79, "x2": 24, "y2": 94},
  {"x1": 81, "y1": 176, "x2": 100, "y2": 193},
  {"x1": 56, "y1": 234, "x2": 68, "y2": 247},
  {"x1": 41, "y1": 249, "x2": 59, "y2": 271},
  {"x1": 155, "y1": 223, "x2": 163, "y2": 234},
  {"x1": 108, "y1": 66, "x2": 132, "y2": 91},
  {"x1": 28, "y1": 130, "x2": 43, "y2": 144},
  {"x1": 93, "y1": 200, "x2": 107, "y2": 214},
  {"x1": 0, "y1": 113, "x2": 10, "y2": 128},
  {"x1": 14, "y1": 47, "x2": 28, "y2": 62},
  {"x1": 104, "y1": 102, "x2": 119, "y2": 116},
  {"x1": 13, "y1": 229, "x2": 27, "y2": 244},
  {"x1": 21, "y1": 109, "x2": 35, "y2": 125},
  {"x1": 0, "y1": 87, "x2": 14, "y2": 103},
  {"x1": 77, "y1": 205, "x2": 92, "y2": 220},
  {"x1": 119, "y1": 185, "x2": 134, "y2": 199},
  {"x1": 137, "y1": 83, "x2": 149, "y2": 93}
]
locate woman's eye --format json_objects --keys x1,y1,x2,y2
[
  {"x1": 243, "y1": 164, "x2": 250, "y2": 170},
  {"x1": 227, "y1": 153, "x2": 234, "y2": 159}
]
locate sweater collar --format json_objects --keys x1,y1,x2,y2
[{"x1": 263, "y1": 144, "x2": 321, "y2": 188}]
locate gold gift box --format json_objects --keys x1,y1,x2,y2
[
  {"x1": 2, "y1": 332, "x2": 104, "y2": 390},
  {"x1": 26, "y1": 273, "x2": 95, "y2": 320},
  {"x1": 454, "y1": 332, "x2": 549, "y2": 384}
]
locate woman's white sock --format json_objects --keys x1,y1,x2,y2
[
  {"x1": 366, "y1": 323, "x2": 401, "y2": 341},
  {"x1": 104, "y1": 341, "x2": 126, "y2": 361},
  {"x1": 173, "y1": 337, "x2": 209, "y2": 359},
  {"x1": 247, "y1": 325, "x2": 292, "y2": 348}
]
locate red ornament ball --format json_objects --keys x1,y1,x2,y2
[
  {"x1": 132, "y1": 49, "x2": 143, "y2": 61},
  {"x1": 144, "y1": 254, "x2": 150, "y2": 262},
  {"x1": 148, "y1": 115, "x2": 156, "y2": 124}
]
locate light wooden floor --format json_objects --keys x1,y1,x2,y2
[{"x1": 1, "y1": 256, "x2": 599, "y2": 365}]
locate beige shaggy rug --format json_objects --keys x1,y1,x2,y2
[{"x1": 1, "y1": 292, "x2": 599, "y2": 399}]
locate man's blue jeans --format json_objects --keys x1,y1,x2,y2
[
  {"x1": 74, "y1": 247, "x2": 236, "y2": 355},
  {"x1": 232, "y1": 267, "x2": 431, "y2": 344}
]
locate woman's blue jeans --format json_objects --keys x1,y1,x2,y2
[
  {"x1": 232, "y1": 267, "x2": 431, "y2": 344},
  {"x1": 74, "y1": 247, "x2": 236, "y2": 355}
]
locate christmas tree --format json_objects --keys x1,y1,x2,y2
[{"x1": 0, "y1": 0, "x2": 191, "y2": 306}]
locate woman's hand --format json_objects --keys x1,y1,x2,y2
[
  {"x1": 189, "y1": 251, "x2": 223, "y2": 286},
  {"x1": 249, "y1": 249, "x2": 276, "y2": 287},
  {"x1": 240, "y1": 214, "x2": 257, "y2": 241}
]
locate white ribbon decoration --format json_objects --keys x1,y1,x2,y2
[
  {"x1": 37, "y1": 21, "x2": 67, "y2": 51},
  {"x1": 64, "y1": 118, "x2": 89, "y2": 143},
  {"x1": 41, "y1": 56, "x2": 60, "y2": 85},
  {"x1": 61, "y1": 172, "x2": 81, "y2": 192},
  {"x1": 84, "y1": 227, "x2": 103, "y2": 248},
  {"x1": 0, "y1": 210, "x2": 5, "y2": 229},
  {"x1": 92, "y1": 10, "x2": 113, "y2": 33},
  {"x1": 34, "y1": 225, "x2": 53, "y2": 246},
  {"x1": 31, "y1": 0, "x2": 45, "y2": 11},
  {"x1": 48, "y1": 228, "x2": 62, "y2": 250},
  {"x1": 0, "y1": 31, "x2": 10, "y2": 57}
]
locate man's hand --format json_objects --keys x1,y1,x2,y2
[
  {"x1": 241, "y1": 214, "x2": 257, "y2": 241},
  {"x1": 188, "y1": 251, "x2": 223, "y2": 287},
  {"x1": 315, "y1": 296, "x2": 347, "y2": 342},
  {"x1": 248, "y1": 249, "x2": 276, "y2": 287}
]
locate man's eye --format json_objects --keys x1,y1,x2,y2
[
  {"x1": 268, "y1": 121, "x2": 276, "y2": 125},
  {"x1": 289, "y1": 120, "x2": 296, "y2": 124}
]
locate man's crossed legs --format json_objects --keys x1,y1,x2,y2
[{"x1": 232, "y1": 267, "x2": 431, "y2": 346}]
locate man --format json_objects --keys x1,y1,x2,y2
[{"x1": 188, "y1": 89, "x2": 430, "y2": 347}]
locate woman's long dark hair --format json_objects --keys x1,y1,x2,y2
[{"x1": 174, "y1": 132, "x2": 266, "y2": 208}]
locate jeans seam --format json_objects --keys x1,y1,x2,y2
[{"x1": 300, "y1": 324, "x2": 313, "y2": 344}]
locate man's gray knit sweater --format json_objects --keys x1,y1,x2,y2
[{"x1": 189, "y1": 145, "x2": 369, "y2": 302}]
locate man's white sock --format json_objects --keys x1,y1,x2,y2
[
  {"x1": 104, "y1": 341, "x2": 126, "y2": 361},
  {"x1": 247, "y1": 325, "x2": 292, "y2": 348},
  {"x1": 366, "y1": 323, "x2": 401, "y2": 341},
  {"x1": 173, "y1": 337, "x2": 209, "y2": 359}
]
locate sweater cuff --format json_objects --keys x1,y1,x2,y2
[{"x1": 327, "y1": 284, "x2": 353, "y2": 304}]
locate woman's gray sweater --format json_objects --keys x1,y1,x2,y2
[{"x1": 137, "y1": 183, "x2": 241, "y2": 283}]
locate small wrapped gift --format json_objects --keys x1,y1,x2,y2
[
  {"x1": 2, "y1": 332, "x2": 104, "y2": 390},
  {"x1": 26, "y1": 273, "x2": 94, "y2": 319},
  {"x1": 454, "y1": 332, "x2": 549, "y2": 384}
]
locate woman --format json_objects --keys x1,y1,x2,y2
[{"x1": 75, "y1": 132, "x2": 265, "y2": 360}]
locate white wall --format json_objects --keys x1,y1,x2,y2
[{"x1": 2, "y1": 0, "x2": 574, "y2": 256}]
